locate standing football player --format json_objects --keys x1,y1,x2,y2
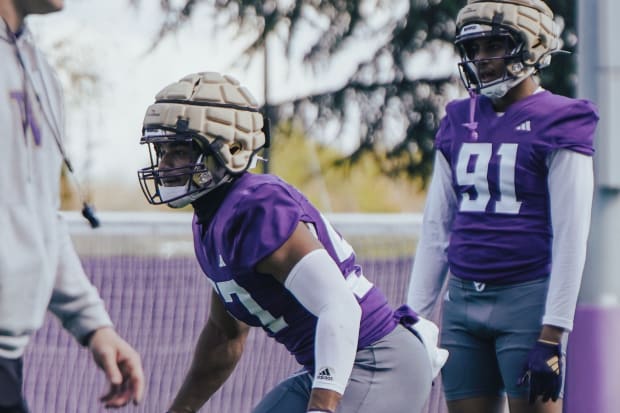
[
  {"x1": 406, "y1": 1, "x2": 599, "y2": 413},
  {"x1": 137, "y1": 71, "x2": 447, "y2": 413}
]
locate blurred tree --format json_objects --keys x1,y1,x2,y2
[
  {"x1": 43, "y1": 37, "x2": 101, "y2": 209},
  {"x1": 135, "y1": 0, "x2": 576, "y2": 185},
  {"x1": 270, "y1": 121, "x2": 427, "y2": 212},
  {"x1": 542, "y1": 0, "x2": 578, "y2": 98}
]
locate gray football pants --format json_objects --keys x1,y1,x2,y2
[
  {"x1": 251, "y1": 324, "x2": 432, "y2": 413},
  {"x1": 441, "y1": 276, "x2": 567, "y2": 401}
]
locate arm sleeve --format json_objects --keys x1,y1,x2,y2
[
  {"x1": 407, "y1": 152, "x2": 457, "y2": 318},
  {"x1": 284, "y1": 249, "x2": 361, "y2": 395},
  {"x1": 48, "y1": 214, "x2": 113, "y2": 344},
  {"x1": 543, "y1": 150, "x2": 594, "y2": 331}
]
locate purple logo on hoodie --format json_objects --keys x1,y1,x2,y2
[{"x1": 10, "y1": 90, "x2": 42, "y2": 145}]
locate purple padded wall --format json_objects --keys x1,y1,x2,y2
[
  {"x1": 564, "y1": 305, "x2": 620, "y2": 413},
  {"x1": 24, "y1": 255, "x2": 448, "y2": 413}
]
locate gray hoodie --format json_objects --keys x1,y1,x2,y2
[{"x1": 0, "y1": 18, "x2": 112, "y2": 358}]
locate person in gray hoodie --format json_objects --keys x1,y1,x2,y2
[{"x1": 0, "y1": 1, "x2": 145, "y2": 411}]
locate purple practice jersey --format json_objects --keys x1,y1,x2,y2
[
  {"x1": 436, "y1": 91, "x2": 598, "y2": 284},
  {"x1": 192, "y1": 173, "x2": 398, "y2": 372}
]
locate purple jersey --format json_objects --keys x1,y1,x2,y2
[
  {"x1": 436, "y1": 91, "x2": 598, "y2": 283},
  {"x1": 192, "y1": 173, "x2": 398, "y2": 371}
]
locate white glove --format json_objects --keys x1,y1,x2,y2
[{"x1": 412, "y1": 317, "x2": 449, "y2": 379}]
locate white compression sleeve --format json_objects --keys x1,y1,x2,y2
[
  {"x1": 284, "y1": 249, "x2": 362, "y2": 394},
  {"x1": 407, "y1": 152, "x2": 457, "y2": 317},
  {"x1": 544, "y1": 149, "x2": 594, "y2": 331}
]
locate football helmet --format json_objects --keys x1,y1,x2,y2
[
  {"x1": 138, "y1": 72, "x2": 270, "y2": 208},
  {"x1": 454, "y1": 0, "x2": 561, "y2": 98}
]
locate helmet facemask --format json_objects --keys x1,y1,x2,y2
[
  {"x1": 137, "y1": 72, "x2": 270, "y2": 208},
  {"x1": 138, "y1": 129, "x2": 233, "y2": 208},
  {"x1": 456, "y1": 24, "x2": 534, "y2": 99}
]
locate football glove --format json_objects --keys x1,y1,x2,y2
[{"x1": 517, "y1": 339, "x2": 563, "y2": 404}]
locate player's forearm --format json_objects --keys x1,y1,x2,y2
[
  {"x1": 308, "y1": 388, "x2": 341, "y2": 412},
  {"x1": 407, "y1": 241, "x2": 449, "y2": 317},
  {"x1": 407, "y1": 152, "x2": 455, "y2": 317},
  {"x1": 543, "y1": 150, "x2": 593, "y2": 331},
  {"x1": 169, "y1": 321, "x2": 247, "y2": 412},
  {"x1": 170, "y1": 364, "x2": 235, "y2": 412},
  {"x1": 539, "y1": 324, "x2": 564, "y2": 343}
]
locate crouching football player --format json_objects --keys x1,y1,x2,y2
[{"x1": 137, "y1": 71, "x2": 447, "y2": 413}]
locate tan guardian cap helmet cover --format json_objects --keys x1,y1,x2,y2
[
  {"x1": 455, "y1": 0, "x2": 562, "y2": 97},
  {"x1": 138, "y1": 72, "x2": 270, "y2": 207}
]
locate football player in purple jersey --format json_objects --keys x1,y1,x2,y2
[
  {"x1": 406, "y1": 1, "x2": 599, "y2": 413},
  {"x1": 137, "y1": 72, "x2": 447, "y2": 413}
]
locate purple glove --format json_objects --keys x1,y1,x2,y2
[{"x1": 517, "y1": 339, "x2": 562, "y2": 404}]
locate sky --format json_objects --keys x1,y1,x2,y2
[{"x1": 27, "y1": 0, "x2": 458, "y2": 188}]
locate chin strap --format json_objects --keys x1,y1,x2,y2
[
  {"x1": 462, "y1": 90, "x2": 479, "y2": 140},
  {"x1": 13, "y1": 34, "x2": 100, "y2": 228},
  {"x1": 481, "y1": 66, "x2": 535, "y2": 100}
]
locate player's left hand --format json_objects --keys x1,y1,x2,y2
[
  {"x1": 517, "y1": 339, "x2": 562, "y2": 404},
  {"x1": 89, "y1": 326, "x2": 145, "y2": 408}
]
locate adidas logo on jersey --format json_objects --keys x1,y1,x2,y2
[
  {"x1": 317, "y1": 367, "x2": 334, "y2": 381},
  {"x1": 515, "y1": 120, "x2": 531, "y2": 132}
]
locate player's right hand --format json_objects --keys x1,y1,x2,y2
[{"x1": 517, "y1": 339, "x2": 562, "y2": 404}]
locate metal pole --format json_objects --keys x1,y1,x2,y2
[
  {"x1": 262, "y1": 34, "x2": 271, "y2": 174},
  {"x1": 565, "y1": 1, "x2": 620, "y2": 412}
]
